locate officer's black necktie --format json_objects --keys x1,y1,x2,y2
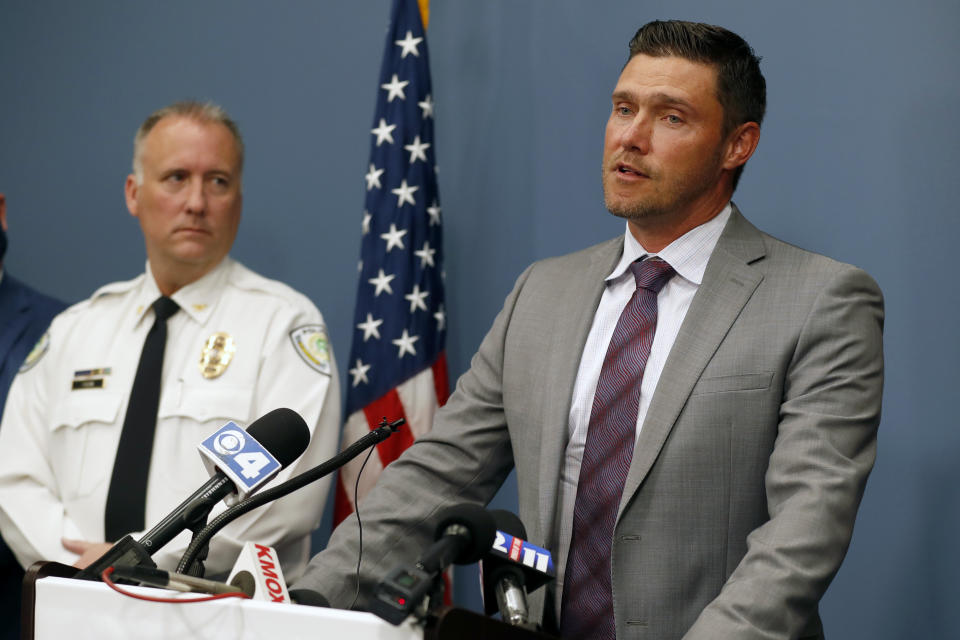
[{"x1": 104, "y1": 296, "x2": 180, "y2": 541}]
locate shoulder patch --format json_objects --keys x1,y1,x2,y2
[
  {"x1": 19, "y1": 331, "x2": 51, "y2": 373},
  {"x1": 289, "y1": 324, "x2": 332, "y2": 376}
]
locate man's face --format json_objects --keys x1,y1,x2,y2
[
  {"x1": 125, "y1": 116, "x2": 242, "y2": 280},
  {"x1": 602, "y1": 54, "x2": 731, "y2": 225}
]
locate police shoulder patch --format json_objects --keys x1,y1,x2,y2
[
  {"x1": 289, "y1": 324, "x2": 332, "y2": 376},
  {"x1": 19, "y1": 331, "x2": 51, "y2": 373}
]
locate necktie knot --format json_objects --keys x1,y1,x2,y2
[
  {"x1": 630, "y1": 257, "x2": 675, "y2": 293},
  {"x1": 152, "y1": 296, "x2": 179, "y2": 322}
]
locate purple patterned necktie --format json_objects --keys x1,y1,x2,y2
[{"x1": 560, "y1": 257, "x2": 675, "y2": 639}]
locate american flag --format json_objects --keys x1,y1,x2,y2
[{"x1": 333, "y1": 0, "x2": 449, "y2": 526}]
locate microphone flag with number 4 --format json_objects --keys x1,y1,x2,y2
[{"x1": 199, "y1": 422, "x2": 281, "y2": 504}]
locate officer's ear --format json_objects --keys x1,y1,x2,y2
[{"x1": 125, "y1": 175, "x2": 140, "y2": 218}]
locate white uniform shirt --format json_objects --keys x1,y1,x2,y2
[
  {"x1": 0, "y1": 257, "x2": 340, "y2": 581},
  {"x1": 554, "y1": 204, "x2": 731, "y2": 602}
]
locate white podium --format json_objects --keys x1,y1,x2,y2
[{"x1": 29, "y1": 574, "x2": 422, "y2": 640}]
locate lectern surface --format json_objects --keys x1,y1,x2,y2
[{"x1": 32, "y1": 576, "x2": 422, "y2": 640}]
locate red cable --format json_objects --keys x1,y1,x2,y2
[{"x1": 100, "y1": 566, "x2": 251, "y2": 604}]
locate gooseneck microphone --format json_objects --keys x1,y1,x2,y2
[
  {"x1": 75, "y1": 408, "x2": 310, "y2": 580},
  {"x1": 371, "y1": 503, "x2": 497, "y2": 625},
  {"x1": 176, "y1": 417, "x2": 405, "y2": 574}
]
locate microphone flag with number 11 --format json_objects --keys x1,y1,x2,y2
[{"x1": 333, "y1": 0, "x2": 449, "y2": 526}]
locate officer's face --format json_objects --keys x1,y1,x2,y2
[{"x1": 125, "y1": 116, "x2": 242, "y2": 283}]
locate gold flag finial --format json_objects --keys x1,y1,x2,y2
[{"x1": 418, "y1": 0, "x2": 429, "y2": 29}]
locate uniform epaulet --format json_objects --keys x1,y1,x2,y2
[
  {"x1": 227, "y1": 260, "x2": 312, "y2": 310},
  {"x1": 89, "y1": 273, "x2": 144, "y2": 301}
]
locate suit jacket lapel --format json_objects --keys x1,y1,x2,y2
[
  {"x1": 536, "y1": 236, "x2": 624, "y2": 543},
  {"x1": 619, "y1": 208, "x2": 767, "y2": 518}
]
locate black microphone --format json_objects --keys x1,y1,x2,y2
[
  {"x1": 76, "y1": 408, "x2": 310, "y2": 580},
  {"x1": 110, "y1": 565, "x2": 254, "y2": 596},
  {"x1": 481, "y1": 510, "x2": 555, "y2": 628},
  {"x1": 176, "y1": 417, "x2": 404, "y2": 574},
  {"x1": 139, "y1": 407, "x2": 309, "y2": 553},
  {"x1": 371, "y1": 503, "x2": 497, "y2": 625},
  {"x1": 419, "y1": 503, "x2": 497, "y2": 572}
]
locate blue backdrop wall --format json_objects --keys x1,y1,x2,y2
[{"x1": 2, "y1": 1, "x2": 957, "y2": 636}]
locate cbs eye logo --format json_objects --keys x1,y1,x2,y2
[{"x1": 213, "y1": 430, "x2": 246, "y2": 456}]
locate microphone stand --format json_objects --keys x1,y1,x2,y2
[{"x1": 176, "y1": 417, "x2": 404, "y2": 575}]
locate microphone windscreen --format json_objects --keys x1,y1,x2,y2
[
  {"x1": 289, "y1": 589, "x2": 330, "y2": 607},
  {"x1": 245, "y1": 408, "x2": 310, "y2": 467},
  {"x1": 433, "y1": 503, "x2": 497, "y2": 565},
  {"x1": 490, "y1": 509, "x2": 527, "y2": 539},
  {"x1": 229, "y1": 570, "x2": 256, "y2": 597}
]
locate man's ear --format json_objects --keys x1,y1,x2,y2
[
  {"x1": 124, "y1": 175, "x2": 139, "y2": 218},
  {"x1": 723, "y1": 121, "x2": 761, "y2": 171}
]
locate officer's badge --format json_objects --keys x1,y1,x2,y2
[
  {"x1": 199, "y1": 332, "x2": 236, "y2": 379},
  {"x1": 289, "y1": 324, "x2": 331, "y2": 376},
  {"x1": 19, "y1": 332, "x2": 51, "y2": 373}
]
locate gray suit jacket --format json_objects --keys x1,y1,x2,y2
[{"x1": 297, "y1": 207, "x2": 884, "y2": 639}]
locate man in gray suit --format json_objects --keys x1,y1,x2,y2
[{"x1": 296, "y1": 20, "x2": 883, "y2": 639}]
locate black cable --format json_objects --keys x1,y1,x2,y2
[
  {"x1": 348, "y1": 444, "x2": 377, "y2": 611},
  {"x1": 176, "y1": 418, "x2": 403, "y2": 575}
]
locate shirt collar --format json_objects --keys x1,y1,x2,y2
[
  {"x1": 607, "y1": 203, "x2": 732, "y2": 286},
  {"x1": 133, "y1": 257, "x2": 233, "y2": 327}
]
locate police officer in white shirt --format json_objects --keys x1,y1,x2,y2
[{"x1": 0, "y1": 101, "x2": 340, "y2": 581}]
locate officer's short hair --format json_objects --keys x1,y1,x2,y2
[{"x1": 132, "y1": 100, "x2": 244, "y2": 185}]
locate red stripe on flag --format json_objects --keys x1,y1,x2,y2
[
  {"x1": 332, "y1": 474, "x2": 355, "y2": 527},
  {"x1": 432, "y1": 353, "x2": 450, "y2": 405},
  {"x1": 363, "y1": 389, "x2": 414, "y2": 467}
]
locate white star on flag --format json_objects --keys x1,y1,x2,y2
[
  {"x1": 368, "y1": 269, "x2": 396, "y2": 296},
  {"x1": 414, "y1": 241, "x2": 436, "y2": 268},
  {"x1": 371, "y1": 119, "x2": 396, "y2": 146},
  {"x1": 357, "y1": 313, "x2": 384, "y2": 341},
  {"x1": 361, "y1": 210, "x2": 372, "y2": 235},
  {"x1": 380, "y1": 223, "x2": 408, "y2": 252},
  {"x1": 365, "y1": 164, "x2": 385, "y2": 190},
  {"x1": 394, "y1": 30, "x2": 423, "y2": 58},
  {"x1": 404, "y1": 136, "x2": 431, "y2": 164},
  {"x1": 391, "y1": 180, "x2": 419, "y2": 207},
  {"x1": 434, "y1": 305, "x2": 446, "y2": 331},
  {"x1": 404, "y1": 284, "x2": 430, "y2": 312},
  {"x1": 418, "y1": 94, "x2": 434, "y2": 119},
  {"x1": 349, "y1": 359, "x2": 371, "y2": 387},
  {"x1": 392, "y1": 329, "x2": 419, "y2": 358},
  {"x1": 381, "y1": 74, "x2": 410, "y2": 102},
  {"x1": 427, "y1": 200, "x2": 441, "y2": 226}
]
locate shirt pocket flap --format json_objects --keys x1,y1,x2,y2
[
  {"x1": 163, "y1": 384, "x2": 254, "y2": 425},
  {"x1": 50, "y1": 391, "x2": 125, "y2": 432}
]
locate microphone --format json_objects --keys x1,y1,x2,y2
[
  {"x1": 140, "y1": 408, "x2": 310, "y2": 553},
  {"x1": 176, "y1": 417, "x2": 404, "y2": 574},
  {"x1": 226, "y1": 541, "x2": 290, "y2": 603},
  {"x1": 76, "y1": 408, "x2": 310, "y2": 580},
  {"x1": 110, "y1": 565, "x2": 253, "y2": 597},
  {"x1": 371, "y1": 504, "x2": 496, "y2": 625},
  {"x1": 481, "y1": 511, "x2": 555, "y2": 628}
]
